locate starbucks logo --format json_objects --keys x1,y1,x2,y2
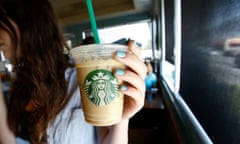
[{"x1": 84, "y1": 69, "x2": 119, "y2": 106}]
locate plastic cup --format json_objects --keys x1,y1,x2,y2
[{"x1": 70, "y1": 44, "x2": 127, "y2": 126}]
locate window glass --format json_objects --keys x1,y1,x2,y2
[{"x1": 98, "y1": 21, "x2": 152, "y2": 59}]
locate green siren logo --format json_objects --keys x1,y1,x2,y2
[{"x1": 84, "y1": 69, "x2": 119, "y2": 106}]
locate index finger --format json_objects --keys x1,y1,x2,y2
[{"x1": 128, "y1": 40, "x2": 143, "y2": 61}]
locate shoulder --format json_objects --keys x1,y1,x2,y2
[
  {"x1": 47, "y1": 67, "x2": 98, "y2": 144},
  {"x1": 65, "y1": 67, "x2": 81, "y2": 110},
  {"x1": 47, "y1": 108, "x2": 98, "y2": 144},
  {"x1": 65, "y1": 66, "x2": 78, "y2": 87},
  {"x1": 16, "y1": 137, "x2": 30, "y2": 144}
]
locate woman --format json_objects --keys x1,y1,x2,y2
[{"x1": 0, "y1": 0, "x2": 147, "y2": 144}]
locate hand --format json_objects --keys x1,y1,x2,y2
[
  {"x1": 114, "y1": 40, "x2": 147, "y2": 120},
  {"x1": 97, "y1": 41, "x2": 147, "y2": 144}
]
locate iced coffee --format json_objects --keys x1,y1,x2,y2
[{"x1": 70, "y1": 44, "x2": 127, "y2": 126}]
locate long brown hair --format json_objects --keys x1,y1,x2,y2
[{"x1": 1, "y1": 0, "x2": 73, "y2": 143}]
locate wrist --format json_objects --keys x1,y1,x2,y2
[{"x1": 114, "y1": 118, "x2": 129, "y2": 127}]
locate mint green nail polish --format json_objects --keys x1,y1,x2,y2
[
  {"x1": 133, "y1": 40, "x2": 137, "y2": 46},
  {"x1": 121, "y1": 85, "x2": 127, "y2": 91},
  {"x1": 116, "y1": 69, "x2": 124, "y2": 75},
  {"x1": 117, "y1": 51, "x2": 126, "y2": 58}
]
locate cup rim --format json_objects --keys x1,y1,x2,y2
[{"x1": 70, "y1": 44, "x2": 128, "y2": 56}]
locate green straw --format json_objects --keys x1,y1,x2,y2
[{"x1": 86, "y1": 0, "x2": 100, "y2": 44}]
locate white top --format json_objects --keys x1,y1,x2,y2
[{"x1": 16, "y1": 67, "x2": 98, "y2": 144}]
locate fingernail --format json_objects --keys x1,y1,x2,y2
[
  {"x1": 121, "y1": 85, "x2": 127, "y2": 91},
  {"x1": 133, "y1": 40, "x2": 137, "y2": 47},
  {"x1": 133, "y1": 40, "x2": 141, "y2": 47},
  {"x1": 117, "y1": 51, "x2": 126, "y2": 58},
  {"x1": 116, "y1": 69, "x2": 125, "y2": 75}
]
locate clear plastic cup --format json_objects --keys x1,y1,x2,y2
[{"x1": 70, "y1": 44, "x2": 127, "y2": 126}]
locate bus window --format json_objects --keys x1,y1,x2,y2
[{"x1": 96, "y1": 21, "x2": 152, "y2": 59}]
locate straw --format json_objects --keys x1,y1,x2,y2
[{"x1": 86, "y1": 0, "x2": 100, "y2": 44}]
